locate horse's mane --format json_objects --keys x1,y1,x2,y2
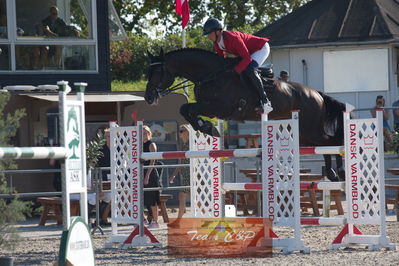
[
  {"x1": 166, "y1": 47, "x2": 220, "y2": 58},
  {"x1": 165, "y1": 47, "x2": 238, "y2": 65}
]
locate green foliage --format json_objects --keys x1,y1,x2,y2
[
  {"x1": 0, "y1": 176, "x2": 33, "y2": 251},
  {"x1": 70, "y1": 0, "x2": 90, "y2": 38},
  {"x1": 112, "y1": 0, "x2": 310, "y2": 34},
  {"x1": 86, "y1": 134, "x2": 106, "y2": 169},
  {"x1": 110, "y1": 27, "x2": 214, "y2": 82},
  {"x1": 0, "y1": 94, "x2": 26, "y2": 149},
  {"x1": 0, "y1": 93, "x2": 31, "y2": 251}
]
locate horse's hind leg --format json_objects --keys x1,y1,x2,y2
[
  {"x1": 323, "y1": 154, "x2": 339, "y2": 182},
  {"x1": 336, "y1": 155, "x2": 345, "y2": 181}
]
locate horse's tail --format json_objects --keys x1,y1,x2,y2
[{"x1": 318, "y1": 91, "x2": 346, "y2": 143}]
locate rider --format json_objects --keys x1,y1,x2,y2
[{"x1": 203, "y1": 18, "x2": 272, "y2": 111}]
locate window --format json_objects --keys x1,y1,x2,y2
[
  {"x1": 16, "y1": 0, "x2": 93, "y2": 39},
  {"x1": 0, "y1": 0, "x2": 7, "y2": 39},
  {"x1": 15, "y1": 44, "x2": 95, "y2": 70},
  {"x1": 0, "y1": 44, "x2": 10, "y2": 69},
  {"x1": 108, "y1": 0, "x2": 127, "y2": 41},
  {"x1": 0, "y1": 0, "x2": 97, "y2": 72}
]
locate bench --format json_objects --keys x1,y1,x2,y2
[
  {"x1": 145, "y1": 194, "x2": 173, "y2": 223},
  {"x1": 37, "y1": 197, "x2": 80, "y2": 226},
  {"x1": 299, "y1": 176, "x2": 344, "y2": 216},
  {"x1": 159, "y1": 194, "x2": 173, "y2": 223}
]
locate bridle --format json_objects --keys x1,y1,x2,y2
[{"x1": 148, "y1": 61, "x2": 194, "y2": 97}]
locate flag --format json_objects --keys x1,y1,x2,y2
[{"x1": 175, "y1": 0, "x2": 190, "y2": 28}]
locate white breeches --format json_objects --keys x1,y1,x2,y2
[{"x1": 251, "y1": 43, "x2": 270, "y2": 66}]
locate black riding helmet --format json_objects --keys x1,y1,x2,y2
[{"x1": 202, "y1": 18, "x2": 223, "y2": 35}]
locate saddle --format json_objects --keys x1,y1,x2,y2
[{"x1": 227, "y1": 80, "x2": 276, "y2": 121}]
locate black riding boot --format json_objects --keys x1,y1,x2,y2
[{"x1": 246, "y1": 69, "x2": 271, "y2": 111}]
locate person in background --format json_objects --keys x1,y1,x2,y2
[
  {"x1": 143, "y1": 125, "x2": 161, "y2": 228},
  {"x1": 40, "y1": 6, "x2": 79, "y2": 68},
  {"x1": 168, "y1": 124, "x2": 191, "y2": 222},
  {"x1": 392, "y1": 98, "x2": 399, "y2": 131},
  {"x1": 279, "y1": 70, "x2": 289, "y2": 82},
  {"x1": 371, "y1": 95, "x2": 392, "y2": 151}
]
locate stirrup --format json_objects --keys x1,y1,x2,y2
[
  {"x1": 256, "y1": 100, "x2": 273, "y2": 114},
  {"x1": 263, "y1": 101, "x2": 273, "y2": 113}
]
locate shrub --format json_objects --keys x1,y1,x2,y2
[{"x1": 0, "y1": 93, "x2": 31, "y2": 251}]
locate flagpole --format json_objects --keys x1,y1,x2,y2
[
  {"x1": 182, "y1": 28, "x2": 188, "y2": 96},
  {"x1": 182, "y1": 28, "x2": 186, "y2": 48}
]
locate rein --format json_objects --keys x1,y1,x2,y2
[{"x1": 158, "y1": 80, "x2": 194, "y2": 96}]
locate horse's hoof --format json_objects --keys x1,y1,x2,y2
[
  {"x1": 199, "y1": 121, "x2": 220, "y2": 137},
  {"x1": 211, "y1": 126, "x2": 221, "y2": 137},
  {"x1": 326, "y1": 168, "x2": 339, "y2": 182}
]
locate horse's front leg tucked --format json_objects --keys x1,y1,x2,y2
[{"x1": 180, "y1": 101, "x2": 231, "y2": 137}]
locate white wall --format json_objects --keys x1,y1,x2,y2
[{"x1": 268, "y1": 44, "x2": 398, "y2": 120}]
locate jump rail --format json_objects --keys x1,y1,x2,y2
[
  {"x1": 222, "y1": 181, "x2": 345, "y2": 192},
  {"x1": 0, "y1": 147, "x2": 67, "y2": 159},
  {"x1": 141, "y1": 146, "x2": 344, "y2": 160}
]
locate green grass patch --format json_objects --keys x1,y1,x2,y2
[{"x1": 111, "y1": 80, "x2": 147, "y2": 92}]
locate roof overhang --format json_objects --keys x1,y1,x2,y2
[
  {"x1": 270, "y1": 38, "x2": 399, "y2": 49},
  {"x1": 20, "y1": 93, "x2": 145, "y2": 102}
]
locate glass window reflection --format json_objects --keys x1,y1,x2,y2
[
  {"x1": 0, "y1": 45, "x2": 10, "y2": 70},
  {"x1": 0, "y1": 0, "x2": 7, "y2": 38},
  {"x1": 16, "y1": 45, "x2": 95, "y2": 71},
  {"x1": 16, "y1": 0, "x2": 92, "y2": 39}
]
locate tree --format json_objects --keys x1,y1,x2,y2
[
  {"x1": 112, "y1": 0, "x2": 310, "y2": 35},
  {"x1": 0, "y1": 93, "x2": 31, "y2": 251}
]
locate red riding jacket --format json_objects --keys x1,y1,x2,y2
[{"x1": 213, "y1": 30, "x2": 269, "y2": 74}]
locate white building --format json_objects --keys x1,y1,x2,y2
[{"x1": 255, "y1": 0, "x2": 399, "y2": 119}]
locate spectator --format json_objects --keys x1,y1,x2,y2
[
  {"x1": 392, "y1": 98, "x2": 399, "y2": 130},
  {"x1": 279, "y1": 70, "x2": 289, "y2": 82},
  {"x1": 168, "y1": 124, "x2": 191, "y2": 223},
  {"x1": 143, "y1": 125, "x2": 161, "y2": 228},
  {"x1": 38, "y1": 6, "x2": 79, "y2": 68},
  {"x1": 371, "y1": 95, "x2": 392, "y2": 151}
]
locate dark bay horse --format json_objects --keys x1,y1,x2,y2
[{"x1": 145, "y1": 48, "x2": 346, "y2": 181}]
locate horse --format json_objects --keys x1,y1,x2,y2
[{"x1": 145, "y1": 48, "x2": 346, "y2": 181}]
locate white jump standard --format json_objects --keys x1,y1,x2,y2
[{"x1": 0, "y1": 81, "x2": 94, "y2": 266}]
